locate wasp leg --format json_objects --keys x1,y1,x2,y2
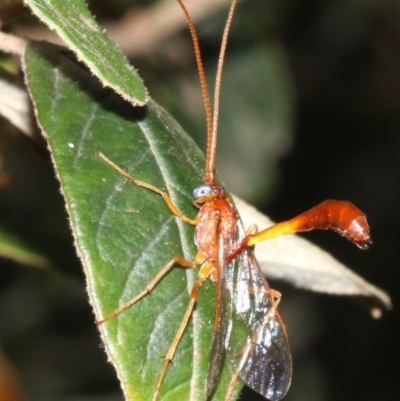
[
  {"x1": 99, "y1": 152, "x2": 200, "y2": 225},
  {"x1": 97, "y1": 252, "x2": 206, "y2": 325},
  {"x1": 152, "y1": 260, "x2": 215, "y2": 401}
]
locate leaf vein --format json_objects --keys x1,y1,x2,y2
[{"x1": 138, "y1": 117, "x2": 200, "y2": 400}]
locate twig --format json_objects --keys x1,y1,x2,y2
[
  {"x1": 106, "y1": 0, "x2": 234, "y2": 56},
  {"x1": 0, "y1": 77, "x2": 33, "y2": 137},
  {"x1": 0, "y1": 31, "x2": 26, "y2": 55},
  {"x1": 12, "y1": 0, "x2": 235, "y2": 57}
]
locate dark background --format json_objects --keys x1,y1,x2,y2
[{"x1": 0, "y1": 0, "x2": 398, "y2": 400}]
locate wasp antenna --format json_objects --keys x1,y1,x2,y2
[
  {"x1": 175, "y1": 0, "x2": 213, "y2": 157},
  {"x1": 204, "y1": 0, "x2": 237, "y2": 185}
]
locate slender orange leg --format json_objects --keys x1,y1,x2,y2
[
  {"x1": 99, "y1": 152, "x2": 200, "y2": 225},
  {"x1": 97, "y1": 252, "x2": 206, "y2": 325},
  {"x1": 152, "y1": 260, "x2": 215, "y2": 401},
  {"x1": 98, "y1": 153, "x2": 211, "y2": 398}
]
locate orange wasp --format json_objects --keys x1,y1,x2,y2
[{"x1": 97, "y1": 0, "x2": 371, "y2": 400}]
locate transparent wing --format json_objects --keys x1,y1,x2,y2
[
  {"x1": 226, "y1": 221, "x2": 292, "y2": 401},
  {"x1": 238, "y1": 310, "x2": 292, "y2": 401}
]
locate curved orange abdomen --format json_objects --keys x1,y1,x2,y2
[{"x1": 290, "y1": 200, "x2": 372, "y2": 249}]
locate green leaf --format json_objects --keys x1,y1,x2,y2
[
  {"x1": 22, "y1": 41, "x2": 242, "y2": 401},
  {"x1": 24, "y1": 0, "x2": 148, "y2": 106},
  {"x1": 0, "y1": 228, "x2": 50, "y2": 269}
]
